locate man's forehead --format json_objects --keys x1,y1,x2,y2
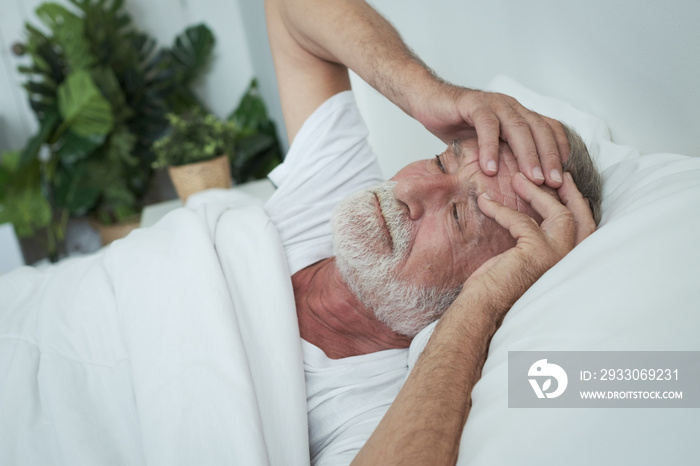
[
  {"x1": 447, "y1": 137, "x2": 558, "y2": 222},
  {"x1": 450, "y1": 137, "x2": 517, "y2": 167}
]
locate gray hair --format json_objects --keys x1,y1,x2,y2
[{"x1": 561, "y1": 125, "x2": 603, "y2": 225}]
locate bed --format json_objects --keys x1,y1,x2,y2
[{"x1": 3, "y1": 83, "x2": 697, "y2": 465}]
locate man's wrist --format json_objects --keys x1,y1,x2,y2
[
  {"x1": 402, "y1": 65, "x2": 454, "y2": 122},
  {"x1": 371, "y1": 56, "x2": 439, "y2": 120},
  {"x1": 438, "y1": 282, "x2": 511, "y2": 351}
]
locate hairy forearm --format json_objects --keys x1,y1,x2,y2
[
  {"x1": 352, "y1": 290, "x2": 501, "y2": 465},
  {"x1": 273, "y1": 0, "x2": 443, "y2": 118}
]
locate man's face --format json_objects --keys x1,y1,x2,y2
[
  {"x1": 388, "y1": 132, "x2": 547, "y2": 289},
  {"x1": 331, "y1": 131, "x2": 548, "y2": 336}
]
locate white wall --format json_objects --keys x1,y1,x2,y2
[
  {"x1": 0, "y1": 0, "x2": 287, "y2": 154},
  {"x1": 2, "y1": 0, "x2": 698, "y2": 178},
  {"x1": 0, "y1": 0, "x2": 44, "y2": 152},
  {"x1": 353, "y1": 0, "x2": 700, "y2": 178},
  {"x1": 236, "y1": 0, "x2": 289, "y2": 150}
]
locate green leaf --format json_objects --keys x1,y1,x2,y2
[
  {"x1": 169, "y1": 24, "x2": 215, "y2": 85},
  {"x1": 133, "y1": 32, "x2": 157, "y2": 64},
  {"x1": 0, "y1": 158, "x2": 52, "y2": 237},
  {"x1": 67, "y1": 0, "x2": 94, "y2": 13},
  {"x1": 91, "y1": 67, "x2": 134, "y2": 123},
  {"x1": 152, "y1": 109, "x2": 236, "y2": 167},
  {"x1": 36, "y1": 3, "x2": 95, "y2": 71},
  {"x1": 57, "y1": 70, "x2": 114, "y2": 138},
  {"x1": 1, "y1": 150, "x2": 22, "y2": 173},
  {"x1": 105, "y1": 125, "x2": 138, "y2": 166},
  {"x1": 36, "y1": 3, "x2": 82, "y2": 31},
  {"x1": 21, "y1": 25, "x2": 67, "y2": 105},
  {"x1": 86, "y1": 153, "x2": 138, "y2": 224},
  {"x1": 52, "y1": 160, "x2": 100, "y2": 214},
  {"x1": 79, "y1": 0, "x2": 136, "y2": 73},
  {"x1": 228, "y1": 79, "x2": 268, "y2": 130},
  {"x1": 232, "y1": 132, "x2": 281, "y2": 183},
  {"x1": 55, "y1": 131, "x2": 105, "y2": 164},
  {"x1": 0, "y1": 171, "x2": 10, "y2": 202},
  {"x1": 234, "y1": 133, "x2": 275, "y2": 163},
  {"x1": 23, "y1": 81, "x2": 56, "y2": 97},
  {"x1": 227, "y1": 78, "x2": 282, "y2": 183},
  {"x1": 20, "y1": 108, "x2": 61, "y2": 166}
]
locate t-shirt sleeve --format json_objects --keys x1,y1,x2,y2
[{"x1": 264, "y1": 91, "x2": 383, "y2": 275}]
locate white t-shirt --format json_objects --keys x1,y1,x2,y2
[
  {"x1": 264, "y1": 91, "x2": 410, "y2": 465},
  {"x1": 265, "y1": 91, "x2": 383, "y2": 276}
]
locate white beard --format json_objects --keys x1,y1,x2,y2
[{"x1": 330, "y1": 181, "x2": 460, "y2": 337}]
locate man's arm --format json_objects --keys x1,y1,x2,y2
[
  {"x1": 266, "y1": 0, "x2": 568, "y2": 187},
  {"x1": 353, "y1": 172, "x2": 596, "y2": 465}
]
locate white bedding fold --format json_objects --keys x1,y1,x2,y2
[{"x1": 0, "y1": 203, "x2": 309, "y2": 466}]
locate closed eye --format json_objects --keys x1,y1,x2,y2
[
  {"x1": 435, "y1": 154, "x2": 446, "y2": 173},
  {"x1": 452, "y1": 204, "x2": 460, "y2": 228}
]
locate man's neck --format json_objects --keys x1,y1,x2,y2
[{"x1": 292, "y1": 258, "x2": 413, "y2": 359}]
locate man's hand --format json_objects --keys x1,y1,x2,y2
[
  {"x1": 415, "y1": 85, "x2": 570, "y2": 189},
  {"x1": 269, "y1": 0, "x2": 569, "y2": 186},
  {"x1": 467, "y1": 171, "x2": 596, "y2": 319}
]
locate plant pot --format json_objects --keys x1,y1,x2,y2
[
  {"x1": 168, "y1": 154, "x2": 232, "y2": 203},
  {"x1": 91, "y1": 216, "x2": 141, "y2": 246}
]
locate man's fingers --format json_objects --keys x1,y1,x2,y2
[
  {"x1": 497, "y1": 108, "x2": 543, "y2": 185},
  {"x1": 477, "y1": 191, "x2": 542, "y2": 243},
  {"x1": 475, "y1": 177, "x2": 583, "y2": 293},
  {"x1": 459, "y1": 92, "x2": 571, "y2": 191},
  {"x1": 524, "y1": 112, "x2": 563, "y2": 188},
  {"x1": 470, "y1": 104, "x2": 501, "y2": 175},
  {"x1": 558, "y1": 172, "x2": 597, "y2": 245},
  {"x1": 544, "y1": 116, "x2": 571, "y2": 164},
  {"x1": 498, "y1": 105, "x2": 568, "y2": 188},
  {"x1": 510, "y1": 173, "x2": 565, "y2": 220},
  {"x1": 510, "y1": 173, "x2": 577, "y2": 250}
]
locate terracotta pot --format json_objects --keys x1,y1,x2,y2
[
  {"x1": 168, "y1": 154, "x2": 232, "y2": 203},
  {"x1": 91, "y1": 216, "x2": 141, "y2": 246}
]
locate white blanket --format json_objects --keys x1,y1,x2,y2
[{"x1": 0, "y1": 204, "x2": 310, "y2": 466}]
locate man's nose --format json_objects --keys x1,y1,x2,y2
[{"x1": 393, "y1": 175, "x2": 452, "y2": 220}]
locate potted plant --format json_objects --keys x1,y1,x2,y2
[
  {"x1": 152, "y1": 78, "x2": 285, "y2": 203},
  {"x1": 153, "y1": 109, "x2": 237, "y2": 202},
  {"x1": 11, "y1": 0, "x2": 215, "y2": 255}
]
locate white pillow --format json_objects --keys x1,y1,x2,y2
[{"x1": 409, "y1": 76, "x2": 700, "y2": 465}]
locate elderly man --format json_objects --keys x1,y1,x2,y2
[
  {"x1": 264, "y1": 0, "x2": 600, "y2": 464},
  {"x1": 0, "y1": 1, "x2": 599, "y2": 464}
]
